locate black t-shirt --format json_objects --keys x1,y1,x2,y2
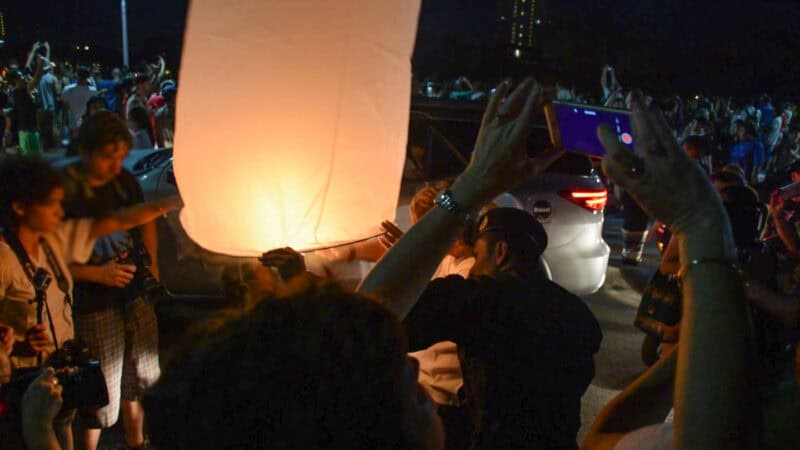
[
  {"x1": 404, "y1": 274, "x2": 602, "y2": 450},
  {"x1": 62, "y1": 166, "x2": 146, "y2": 313},
  {"x1": 12, "y1": 87, "x2": 37, "y2": 132}
]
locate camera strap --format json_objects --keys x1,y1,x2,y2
[
  {"x1": 2, "y1": 229, "x2": 38, "y2": 283},
  {"x1": 2, "y1": 229, "x2": 71, "y2": 306},
  {"x1": 2, "y1": 229, "x2": 69, "y2": 353},
  {"x1": 40, "y1": 240, "x2": 72, "y2": 307}
]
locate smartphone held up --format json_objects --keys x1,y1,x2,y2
[{"x1": 544, "y1": 102, "x2": 633, "y2": 158}]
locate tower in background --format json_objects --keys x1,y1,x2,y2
[
  {"x1": 0, "y1": 10, "x2": 6, "y2": 42},
  {"x1": 497, "y1": 0, "x2": 538, "y2": 60}
]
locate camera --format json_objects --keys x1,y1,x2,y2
[
  {"x1": 117, "y1": 245, "x2": 163, "y2": 299},
  {"x1": 0, "y1": 341, "x2": 109, "y2": 424},
  {"x1": 32, "y1": 268, "x2": 52, "y2": 293}
]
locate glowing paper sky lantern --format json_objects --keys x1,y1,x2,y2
[{"x1": 174, "y1": 1, "x2": 421, "y2": 256}]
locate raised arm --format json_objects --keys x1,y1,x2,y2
[
  {"x1": 609, "y1": 67, "x2": 620, "y2": 91},
  {"x1": 151, "y1": 56, "x2": 166, "y2": 85},
  {"x1": 89, "y1": 196, "x2": 182, "y2": 240},
  {"x1": 601, "y1": 66, "x2": 610, "y2": 93},
  {"x1": 583, "y1": 348, "x2": 677, "y2": 450},
  {"x1": 26, "y1": 57, "x2": 45, "y2": 94},
  {"x1": 358, "y1": 79, "x2": 563, "y2": 318},
  {"x1": 25, "y1": 42, "x2": 39, "y2": 70},
  {"x1": 598, "y1": 91, "x2": 756, "y2": 449}
]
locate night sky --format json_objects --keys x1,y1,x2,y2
[{"x1": 3, "y1": 0, "x2": 799, "y2": 97}]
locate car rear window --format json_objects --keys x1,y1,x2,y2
[
  {"x1": 543, "y1": 152, "x2": 594, "y2": 176},
  {"x1": 407, "y1": 101, "x2": 595, "y2": 180}
]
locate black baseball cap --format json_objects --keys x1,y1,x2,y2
[{"x1": 463, "y1": 207, "x2": 548, "y2": 255}]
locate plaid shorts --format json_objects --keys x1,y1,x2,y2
[{"x1": 75, "y1": 297, "x2": 160, "y2": 428}]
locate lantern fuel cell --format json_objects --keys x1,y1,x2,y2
[{"x1": 175, "y1": 1, "x2": 422, "y2": 256}]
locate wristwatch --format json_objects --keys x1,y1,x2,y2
[{"x1": 434, "y1": 190, "x2": 475, "y2": 224}]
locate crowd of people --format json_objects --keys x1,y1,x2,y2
[
  {"x1": 1, "y1": 41, "x2": 177, "y2": 157},
  {"x1": 0, "y1": 40, "x2": 798, "y2": 450}
]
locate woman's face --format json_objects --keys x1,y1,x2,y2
[{"x1": 14, "y1": 187, "x2": 65, "y2": 234}]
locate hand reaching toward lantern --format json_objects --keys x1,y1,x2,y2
[
  {"x1": 259, "y1": 247, "x2": 307, "y2": 281},
  {"x1": 378, "y1": 221, "x2": 404, "y2": 250}
]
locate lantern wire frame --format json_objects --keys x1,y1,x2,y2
[{"x1": 298, "y1": 231, "x2": 386, "y2": 254}]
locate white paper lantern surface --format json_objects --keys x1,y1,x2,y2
[{"x1": 175, "y1": 1, "x2": 421, "y2": 256}]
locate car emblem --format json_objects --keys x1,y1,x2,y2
[{"x1": 532, "y1": 200, "x2": 552, "y2": 221}]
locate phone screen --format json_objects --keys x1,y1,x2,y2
[{"x1": 547, "y1": 102, "x2": 634, "y2": 157}]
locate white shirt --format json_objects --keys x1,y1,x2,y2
[
  {"x1": 409, "y1": 255, "x2": 475, "y2": 405},
  {"x1": 61, "y1": 83, "x2": 97, "y2": 129},
  {"x1": 0, "y1": 220, "x2": 95, "y2": 368},
  {"x1": 131, "y1": 129, "x2": 153, "y2": 149},
  {"x1": 431, "y1": 254, "x2": 474, "y2": 280},
  {"x1": 614, "y1": 423, "x2": 673, "y2": 450},
  {"x1": 126, "y1": 94, "x2": 148, "y2": 118}
]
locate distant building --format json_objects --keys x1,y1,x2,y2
[
  {"x1": 497, "y1": 0, "x2": 538, "y2": 59},
  {"x1": 0, "y1": 10, "x2": 6, "y2": 41}
]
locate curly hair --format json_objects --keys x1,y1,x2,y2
[
  {"x1": 0, "y1": 156, "x2": 64, "y2": 229},
  {"x1": 78, "y1": 110, "x2": 132, "y2": 155},
  {"x1": 144, "y1": 279, "x2": 410, "y2": 450}
]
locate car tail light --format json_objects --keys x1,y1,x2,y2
[
  {"x1": 656, "y1": 226, "x2": 666, "y2": 252},
  {"x1": 559, "y1": 189, "x2": 608, "y2": 212}
]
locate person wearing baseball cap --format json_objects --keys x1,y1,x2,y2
[
  {"x1": 358, "y1": 79, "x2": 602, "y2": 449},
  {"x1": 365, "y1": 197, "x2": 600, "y2": 450},
  {"x1": 461, "y1": 207, "x2": 549, "y2": 277},
  {"x1": 382, "y1": 205, "x2": 601, "y2": 449}
]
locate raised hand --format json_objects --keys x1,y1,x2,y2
[
  {"x1": 597, "y1": 91, "x2": 725, "y2": 235},
  {"x1": 458, "y1": 79, "x2": 564, "y2": 206}
]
